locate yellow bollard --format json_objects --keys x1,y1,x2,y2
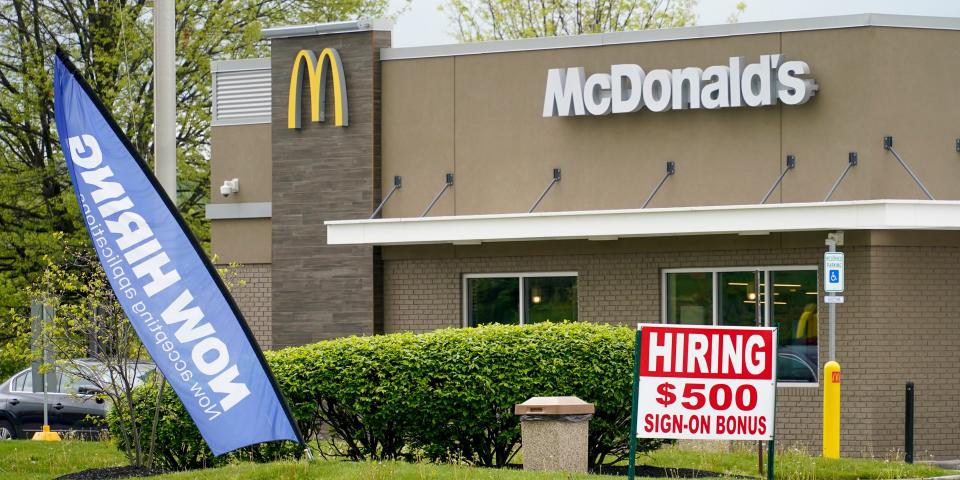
[
  {"x1": 823, "y1": 361, "x2": 841, "y2": 458},
  {"x1": 31, "y1": 424, "x2": 61, "y2": 442}
]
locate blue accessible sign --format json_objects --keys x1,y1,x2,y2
[{"x1": 824, "y1": 252, "x2": 844, "y2": 293}]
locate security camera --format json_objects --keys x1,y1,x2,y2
[{"x1": 220, "y1": 178, "x2": 239, "y2": 197}]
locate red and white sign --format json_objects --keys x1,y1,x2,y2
[{"x1": 636, "y1": 324, "x2": 777, "y2": 441}]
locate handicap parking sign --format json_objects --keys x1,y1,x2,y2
[{"x1": 824, "y1": 253, "x2": 844, "y2": 293}]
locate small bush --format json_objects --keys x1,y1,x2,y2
[{"x1": 112, "y1": 322, "x2": 668, "y2": 470}]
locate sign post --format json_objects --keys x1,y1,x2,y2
[
  {"x1": 824, "y1": 249, "x2": 844, "y2": 360},
  {"x1": 629, "y1": 324, "x2": 778, "y2": 479},
  {"x1": 823, "y1": 236, "x2": 844, "y2": 458},
  {"x1": 627, "y1": 329, "x2": 641, "y2": 480},
  {"x1": 30, "y1": 300, "x2": 60, "y2": 441}
]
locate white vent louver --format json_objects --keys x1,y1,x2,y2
[{"x1": 211, "y1": 58, "x2": 271, "y2": 126}]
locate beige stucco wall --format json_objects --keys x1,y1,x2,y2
[
  {"x1": 210, "y1": 123, "x2": 272, "y2": 203},
  {"x1": 210, "y1": 218, "x2": 271, "y2": 264},
  {"x1": 381, "y1": 27, "x2": 960, "y2": 217},
  {"x1": 209, "y1": 123, "x2": 272, "y2": 264}
]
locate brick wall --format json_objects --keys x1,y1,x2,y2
[
  {"x1": 383, "y1": 244, "x2": 960, "y2": 458},
  {"x1": 850, "y1": 246, "x2": 960, "y2": 459},
  {"x1": 223, "y1": 263, "x2": 273, "y2": 350}
]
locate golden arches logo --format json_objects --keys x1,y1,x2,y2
[{"x1": 287, "y1": 48, "x2": 348, "y2": 129}]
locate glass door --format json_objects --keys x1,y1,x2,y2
[{"x1": 770, "y1": 270, "x2": 819, "y2": 383}]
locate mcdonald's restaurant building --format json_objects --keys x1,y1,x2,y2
[{"x1": 207, "y1": 15, "x2": 960, "y2": 458}]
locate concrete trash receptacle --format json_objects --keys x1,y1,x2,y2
[{"x1": 515, "y1": 396, "x2": 594, "y2": 473}]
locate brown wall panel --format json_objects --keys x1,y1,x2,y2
[
  {"x1": 778, "y1": 28, "x2": 876, "y2": 203},
  {"x1": 210, "y1": 218, "x2": 271, "y2": 264},
  {"x1": 210, "y1": 124, "x2": 272, "y2": 203},
  {"x1": 381, "y1": 57, "x2": 456, "y2": 217},
  {"x1": 451, "y1": 35, "x2": 782, "y2": 214},
  {"x1": 381, "y1": 27, "x2": 960, "y2": 216},
  {"x1": 861, "y1": 28, "x2": 960, "y2": 200}
]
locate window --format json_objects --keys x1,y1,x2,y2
[
  {"x1": 465, "y1": 273, "x2": 578, "y2": 327},
  {"x1": 665, "y1": 272, "x2": 712, "y2": 325},
  {"x1": 662, "y1": 267, "x2": 818, "y2": 384},
  {"x1": 11, "y1": 371, "x2": 32, "y2": 392},
  {"x1": 60, "y1": 371, "x2": 97, "y2": 395}
]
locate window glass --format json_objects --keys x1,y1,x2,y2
[
  {"x1": 12, "y1": 371, "x2": 30, "y2": 392},
  {"x1": 60, "y1": 371, "x2": 97, "y2": 394},
  {"x1": 718, "y1": 271, "x2": 762, "y2": 327},
  {"x1": 772, "y1": 270, "x2": 819, "y2": 383},
  {"x1": 468, "y1": 277, "x2": 519, "y2": 326},
  {"x1": 664, "y1": 267, "x2": 819, "y2": 384},
  {"x1": 524, "y1": 276, "x2": 577, "y2": 324},
  {"x1": 131, "y1": 364, "x2": 156, "y2": 387},
  {"x1": 665, "y1": 272, "x2": 712, "y2": 325}
]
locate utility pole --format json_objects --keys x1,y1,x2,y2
[
  {"x1": 154, "y1": 0, "x2": 176, "y2": 204},
  {"x1": 147, "y1": 1, "x2": 175, "y2": 462}
]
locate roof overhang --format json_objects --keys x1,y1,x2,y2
[{"x1": 325, "y1": 200, "x2": 960, "y2": 246}]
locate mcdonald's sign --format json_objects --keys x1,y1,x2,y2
[{"x1": 287, "y1": 48, "x2": 348, "y2": 129}]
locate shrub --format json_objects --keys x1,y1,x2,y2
[{"x1": 112, "y1": 322, "x2": 669, "y2": 470}]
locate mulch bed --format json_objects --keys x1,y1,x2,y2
[{"x1": 55, "y1": 466, "x2": 164, "y2": 480}]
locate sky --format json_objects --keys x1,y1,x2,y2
[{"x1": 387, "y1": 0, "x2": 960, "y2": 47}]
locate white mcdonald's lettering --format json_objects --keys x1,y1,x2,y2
[{"x1": 543, "y1": 54, "x2": 818, "y2": 117}]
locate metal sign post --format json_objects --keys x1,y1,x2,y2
[
  {"x1": 30, "y1": 300, "x2": 60, "y2": 441},
  {"x1": 755, "y1": 270, "x2": 763, "y2": 476},
  {"x1": 628, "y1": 329, "x2": 641, "y2": 480},
  {"x1": 824, "y1": 234, "x2": 844, "y2": 361},
  {"x1": 767, "y1": 344, "x2": 780, "y2": 480},
  {"x1": 823, "y1": 232, "x2": 844, "y2": 457}
]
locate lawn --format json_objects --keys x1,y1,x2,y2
[
  {"x1": 0, "y1": 440, "x2": 952, "y2": 479},
  {"x1": 0, "y1": 440, "x2": 127, "y2": 480},
  {"x1": 641, "y1": 444, "x2": 952, "y2": 479}
]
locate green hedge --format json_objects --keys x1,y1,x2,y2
[{"x1": 110, "y1": 322, "x2": 668, "y2": 470}]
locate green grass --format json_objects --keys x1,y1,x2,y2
[
  {"x1": 0, "y1": 440, "x2": 952, "y2": 479},
  {"x1": 151, "y1": 461, "x2": 601, "y2": 479},
  {"x1": 0, "y1": 440, "x2": 127, "y2": 480},
  {"x1": 640, "y1": 443, "x2": 952, "y2": 479}
]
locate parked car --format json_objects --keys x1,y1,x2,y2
[{"x1": 0, "y1": 359, "x2": 154, "y2": 439}]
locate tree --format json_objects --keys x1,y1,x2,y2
[
  {"x1": 0, "y1": 0, "x2": 400, "y2": 379},
  {"x1": 444, "y1": 0, "x2": 699, "y2": 42},
  {"x1": 25, "y1": 248, "x2": 155, "y2": 464}
]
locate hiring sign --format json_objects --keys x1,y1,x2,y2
[{"x1": 634, "y1": 324, "x2": 777, "y2": 441}]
